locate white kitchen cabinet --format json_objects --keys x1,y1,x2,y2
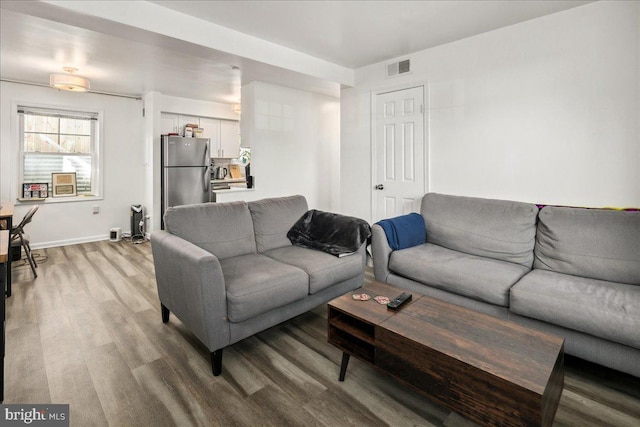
[
  {"x1": 161, "y1": 113, "x2": 201, "y2": 136},
  {"x1": 178, "y1": 115, "x2": 200, "y2": 136},
  {"x1": 220, "y1": 120, "x2": 240, "y2": 158},
  {"x1": 200, "y1": 118, "x2": 220, "y2": 156},
  {"x1": 161, "y1": 114, "x2": 239, "y2": 158},
  {"x1": 200, "y1": 118, "x2": 239, "y2": 158},
  {"x1": 160, "y1": 113, "x2": 179, "y2": 135}
]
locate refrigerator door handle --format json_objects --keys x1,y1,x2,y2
[
  {"x1": 162, "y1": 167, "x2": 169, "y2": 215},
  {"x1": 203, "y1": 166, "x2": 210, "y2": 196},
  {"x1": 203, "y1": 140, "x2": 210, "y2": 201},
  {"x1": 203, "y1": 141, "x2": 209, "y2": 165}
]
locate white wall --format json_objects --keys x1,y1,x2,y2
[
  {"x1": 341, "y1": 1, "x2": 640, "y2": 222},
  {"x1": 0, "y1": 81, "x2": 145, "y2": 247},
  {"x1": 240, "y1": 82, "x2": 340, "y2": 211},
  {"x1": 157, "y1": 94, "x2": 239, "y2": 120},
  {"x1": 0, "y1": 83, "x2": 336, "y2": 246}
]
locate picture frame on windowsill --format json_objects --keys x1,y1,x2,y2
[
  {"x1": 22, "y1": 183, "x2": 49, "y2": 199},
  {"x1": 52, "y1": 172, "x2": 77, "y2": 197}
]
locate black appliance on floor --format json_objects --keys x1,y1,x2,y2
[{"x1": 131, "y1": 204, "x2": 144, "y2": 241}]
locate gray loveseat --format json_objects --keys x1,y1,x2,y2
[
  {"x1": 151, "y1": 195, "x2": 366, "y2": 375},
  {"x1": 372, "y1": 192, "x2": 640, "y2": 377}
]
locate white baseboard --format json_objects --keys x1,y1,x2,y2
[{"x1": 31, "y1": 234, "x2": 110, "y2": 250}]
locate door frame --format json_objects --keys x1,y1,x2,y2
[{"x1": 370, "y1": 82, "x2": 429, "y2": 223}]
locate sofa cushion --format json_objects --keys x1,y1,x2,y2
[
  {"x1": 221, "y1": 253, "x2": 309, "y2": 322},
  {"x1": 534, "y1": 206, "x2": 640, "y2": 285},
  {"x1": 248, "y1": 195, "x2": 309, "y2": 252},
  {"x1": 389, "y1": 243, "x2": 530, "y2": 307},
  {"x1": 264, "y1": 246, "x2": 363, "y2": 294},
  {"x1": 510, "y1": 269, "x2": 640, "y2": 349},
  {"x1": 164, "y1": 202, "x2": 256, "y2": 260},
  {"x1": 421, "y1": 193, "x2": 539, "y2": 268}
]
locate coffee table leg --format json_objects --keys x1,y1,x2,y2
[{"x1": 339, "y1": 352, "x2": 350, "y2": 381}]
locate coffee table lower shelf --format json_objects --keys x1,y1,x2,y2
[{"x1": 327, "y1": 282, "x2": 564, "y2": 427}]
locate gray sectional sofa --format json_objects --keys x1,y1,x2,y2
[
  {"x1": 372, "y1": 192, "x2": 640, "y2": 377},
  {"x1": 151, "y1": 195, "x2": 366, "y2": 375}
]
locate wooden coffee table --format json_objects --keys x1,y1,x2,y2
[{"x1": 328, "y1": 281, "x2": 564, "y2": 427}]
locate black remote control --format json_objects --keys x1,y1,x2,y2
[{"x1": 387, "y1": 293, "x2": 412, "y2": 309}]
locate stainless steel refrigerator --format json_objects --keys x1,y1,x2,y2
[{"x1": 161, "y1": 135, "x2": 210, "y2": 228}]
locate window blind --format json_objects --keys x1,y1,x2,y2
[{"x1": 17, "y1": 106, "x2": 98, "y2": 121}]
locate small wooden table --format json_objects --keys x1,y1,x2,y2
[
  {"x1": 328, "y1": 281, "x2": 564, "y2": 427},
  {"x1": 0, "y1": 230, "x2": 9, "y2": 402},
  {"x1": 0, "y1": 203, "x2": 14, "y2": 297}
]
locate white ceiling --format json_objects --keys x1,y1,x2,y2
[
  {"x1": 151, "y1": 0, "x2": 592, "y2": 69},
  {"x1": 0, "y1": 0, "x2": 592, "y2": 103}
]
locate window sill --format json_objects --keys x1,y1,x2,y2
[{"x1": 17, "y1": 195, "x2": 103, "y2": 204}]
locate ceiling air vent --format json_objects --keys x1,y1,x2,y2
[{"x1": 386, "y1": 59, "x2": 411, "y2": 78}]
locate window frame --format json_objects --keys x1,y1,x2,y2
[{"x1": 15, "y1": 103, "x2": 104, "y2": 203}]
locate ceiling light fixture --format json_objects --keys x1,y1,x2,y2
[
  {"x1": 50, "y1": 67, "x2": 90, "y2": 92},
  {"x1": 232, "y1": 104, "x2": 241, "y2": 114}
]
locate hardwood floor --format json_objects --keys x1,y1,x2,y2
[{"x1": 5, "y1": 240, "x2": 640, "y2": 426}]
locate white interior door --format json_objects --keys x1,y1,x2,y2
[{"x1": 373, "y1": 86, "x2": 425, "y2": 222}]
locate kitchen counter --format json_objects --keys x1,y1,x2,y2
[
  {"x1": 211, "y1": 178, "x2": 246, "y2": 185},
  {"x1": 211, "y1": 187, "x2": 258, "y2": 203},
  {"x1": 213, "y1": 187, "x2": 254, "y2": 194},
  {"x1": 211, "y1": 178, "x2": 247, "y2": 191}
]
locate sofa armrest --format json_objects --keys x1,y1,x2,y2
[
  {"x1": 371, "y1": 223, "x2": 393, "y2": 282},
  {"x1": 150, "y1": 230, "x2": 230, "y2": 352}
]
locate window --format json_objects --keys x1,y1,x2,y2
[{"x1": 18, "y1": 106, "x2": 99, "y2": 197}]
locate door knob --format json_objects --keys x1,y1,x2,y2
[{"x1": 375, "y1": 184, "x2": 384, "y2": 190}]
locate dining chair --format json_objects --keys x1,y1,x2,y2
[{"x1": 10, "y1": 205, "x2": 39, "y2": 277}]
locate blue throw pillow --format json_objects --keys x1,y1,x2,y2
[{"x1": 376, "y1": 213, "x2": 426, "y2": 250}]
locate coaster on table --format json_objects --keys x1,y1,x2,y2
[
  {"x1": 374, "y1": 295, "x2": 390, "y2": 305},
  {"x1": 352, "y1": 293, "x2": 371, "y2": 301}
]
